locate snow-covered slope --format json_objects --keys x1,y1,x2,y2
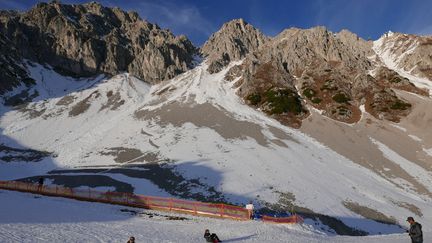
[
  {"x1": 1, "y1": 60, "x2": 431, "y2": 236},
  {"x1": 0, "y1": 190, "x2": 426, "y2": 243}
]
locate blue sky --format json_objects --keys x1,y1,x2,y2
[{"x1": 1, "y1": 0, "x2": 432, "y2": 46}]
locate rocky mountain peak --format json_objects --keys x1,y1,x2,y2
[
  {"x1": 201, "y1": 18, "x2": 269, "y2": 73},
  {"x1": 228, "y1": 25, "x2": 428, "y2": 126},
  {"x1": 0, "y1": 1, "x2": 197, "y2": 84}
]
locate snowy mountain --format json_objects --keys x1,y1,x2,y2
[{"x1": 0, "y1": 1, "x2": 431, "y2": 240}]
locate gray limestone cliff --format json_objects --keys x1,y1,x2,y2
[
  {"x1": 203, "y1": 24, "x2": 427, "y2": 125},
  {"x1": 0, "y1": 1, "x2": 196, "y2": 85},
  {"x1": 201, "y1": 18, "x2": 268, "y2": 74},
  {"x1": 1, "y1": 2, "x2": 430, "y2": 126}
]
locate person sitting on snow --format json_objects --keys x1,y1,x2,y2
[{"x1": 204, "y1": 229, "x2": 222, "y2": 242}]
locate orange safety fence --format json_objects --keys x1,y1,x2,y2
[
  {"x1": 262, "y1": 214, "x2": 304, "y2": 224},
  {"x1": 0, "y1": 180, "x2": 249, "y2": 221},
  {"x1": 0, "y1": 180, "x2": 303, "y2": 224}
]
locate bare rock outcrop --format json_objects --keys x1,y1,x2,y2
[
  {"x1": 234, "y1": 27, "x2": 376, "y2": 124},
  {"x1": 201, "y1": 18, "x2": 268, "y2": 73},
  {"x1": 217, "y1": 26, "x2": 421, "y2": 125},
  {"x1": 0, "y1": 32, "x2": 34, "y2": 95},
  {"x1": 374, "y1": 66, "x2": 429, "y2": 96},
  {"x1": 0, "y1": 1, "x2": 196, "y2": 84},
  {"x1": 375, "y1": 32, "x2": 432, "y2": 80}
]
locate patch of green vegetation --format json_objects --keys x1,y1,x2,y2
[
  {"x1": 390, "y1": 100, "x2": 411, "y2": 110},
  {"x1": 265, "y1": 89, "x2": 303, "y2": 115},
  {"x1": 311, "y1": 97, "x2": 322, "y2": 104},
  {"x1": 302, "y1": 88, "x2": 316, "y2": 99},
  {"x1": 332, "y1": 93, "x2": 351, "y2": 104},
  {"x1": 247, "y1": 93, "x2": 262, "y2": 106},
  {"x1": 390, "y1": 77, "x2": 402, "y2": 83},
  {"x1": 337, "y1": 106, "x2": 350, "y2": 116}
]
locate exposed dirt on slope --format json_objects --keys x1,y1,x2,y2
[
  {"x1": 100, "y1": 91, "x2": 125, "y2": 111},
  {"x1": 99, "y1": 147, "x2": 161, "y2": 163},
  {"x1": 69, "y1": 90, "x2": 100, "y2": 116},
  {"x1": 343, "y1": 200, "x2": 397, "y2": 225},
  {"x1": 300, "y1": 92, "x2": 432, "y2": 198},
  {"x1": 56, "y1": 95, "x2": 76, "y2": 106},
  {"x1": 390, "y1": 200, "x2": 423, "y2": 217},
  {"x1": 135, "y1": 102, "x2": 271, "y2": 146}
]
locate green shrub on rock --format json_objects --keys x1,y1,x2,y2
[
  {"x1": 265, "y1": 89, "x2": 303, "y2": 115},
  {"x1": 332, "y1": 93, "x2": 351, "y2": 104},
  {"x1": 247, "y1": 93, "x2": 262, "y2": 105}
]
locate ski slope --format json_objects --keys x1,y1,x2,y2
[{"x1": 0, "y1": 190, "x2": 421, "y2": 243}]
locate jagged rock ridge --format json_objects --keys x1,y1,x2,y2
[
  {"x1": 201, "y1": 18, "x2": 268, "y2": 74},
  {"x1": 0, "y1": 33, "x2": 34, "y2": 95},
  {"x1": 0, "y1": 1, "x2": 196, "y2": 85},
  {"x1": 203, "y1": 24, "x2": 430, "y2": 126},
  {"x1": 1, "y1": 2, "x2": 431, "y2": 127}
]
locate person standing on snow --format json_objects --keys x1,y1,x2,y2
[
  {"x1": 127, "y1": 236, "x2": 135, "y2": 243},
  {"x1": 37, "y1": 177, "x2": 44, "y2": 192},
  {"x1": 245, "y1": 201, "x2": 254, "y2": 219},
  {"x1": 406, "y1": 217, "x2": 423, "y2": 243}
]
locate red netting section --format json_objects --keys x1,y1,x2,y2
[
  {"x1": 262, "y1": 214, "x2": 304, "y2": 224},
  {"x1": 0, "y1": 180, "x2": 249, "y2": 220}
]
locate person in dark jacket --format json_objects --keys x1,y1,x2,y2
[
  {"x1": 127, "y1": 236, "x2": 135, "y2": 243},
  {"x1": 407, "y1": 217, "x2": 423, "y2": 243},
  {"x1": 204, "y1": 229, "x2": 222, "y2": 242},
  {"x1": 37, "y1": 177, "x2": 44, "y2": 192}
]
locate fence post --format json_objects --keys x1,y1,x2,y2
[
  {"x1": 143, "y1": 196, "x2": 148, "y2": 209},
  {"x1": 220, "y1": 204, "x2": 224, "y2": 218},
  {"x1": 194, "y1": 202, "x2": 197, "y2": 216},
  {"x1": 169, "y1": 198, "x2": 173, "y2": 211}
]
